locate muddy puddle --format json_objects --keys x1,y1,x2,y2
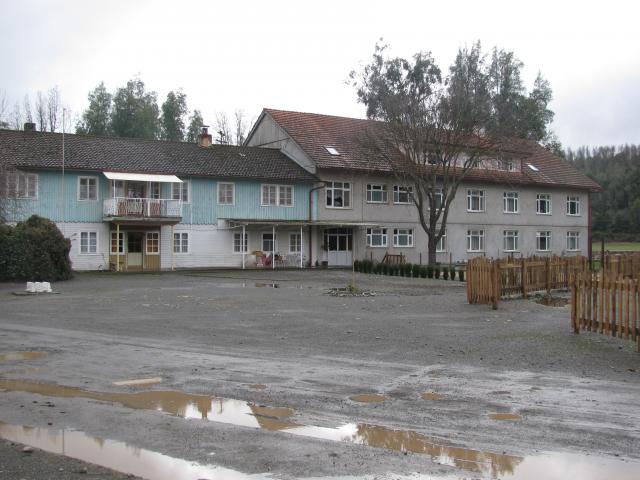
[
  {"x1": 350, "y1": 393, "x2": 389, "y2": 403},
  {"x1": 113, "y1": 377, "x2": 163, "y2": 387},
  {"x1": 2, "y1": 379, "x2": 639, "y2": 479},
  {"x1": 420, "y1": 392, "x2": 444, "y2": 401},
  {"x1": 0, "y1": 422, "x2": 270, "y2": 480},
  {"x1": 489, "y1": 413, "x2": 522, "y2": 421},
  {"x1": 535, "y1": 295, "x2": 569, "y2": 307},
  {"x1": 0, "y1": 351, "x2": 47, "y2": 362},
  {"x1": 248, "y1": 384, "x2": 267, "y2": 390}
]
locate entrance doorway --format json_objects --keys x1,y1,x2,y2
[
  {"x1": 324, "y1": 228, "x2": 352, "y2": 266},
  {"x1": 127, "y1": 232, "x2": 144, "y2": 269}
]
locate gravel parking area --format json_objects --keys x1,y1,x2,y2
[{"x1": 0, "y1": 269, "x2": 638, "y2": 479}]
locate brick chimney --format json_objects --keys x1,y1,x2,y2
[
  {"x1": 24, "y1": 122, "x2": 36, "y2": 132},
  {"x1": 198, "y1": 126, "x2": 212, "y2": 147}
]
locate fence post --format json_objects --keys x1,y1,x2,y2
[
  {"x1": 492, "y1": 261, "x2": 499, "y2": 310},
  {"x1": 572, "y1": 274, "x2": 579, "y2": 333},
  {"x1": 521, "y1": 259, "x2": 527, "y2": 299},
  {"x1": 545, "y1": 257, "x2": 551, "y2": 295}
]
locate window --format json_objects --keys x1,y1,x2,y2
[
  {"x1": 431, "y1": 189, "x2": 444, "y2": 210},
  {"x1": 261, "y1": 184, "x2": 293, "y2": 206},
  {"x1": 78, "y1": 176, "x2": 98, "y2": 201},
  {"x1": 467, "y1": 189, "x2": 485, "y2": 212},
  {"x1": 148, "y1": 182, "x2": 160, "y2": 199},
  {"x1": 233, "y1": 232, "x2": 248, "y2": 253},
  {"x1": 436, "y1": 230, "x2": 447, "y2": 252},
  {"x1": 366, "y1": 228, "x2": 388, "y2": 247},
  {"x1": 566, "y1": 196, "x2": 581, "y2": 216},
  {"x1": 393, "y1": 228, "x2": 413, "y2": 247},
  {"x1": 218, "y1": 183, "x2": 235, "y2": 205},
  {"x1": 146, "y1": 232, "x2": 159, "y2": 254},
  {"x1": 536, "y1": 193, "x2": 551, "y2": 214},
  {"x1": 326, "y1": 181, "x2": 351, "y2": 208},
  {"x1": 467, "y1": 229, "x2": 485, "y2": 252},
  {"x1": 325, "y1": 146, "x2": 340, "y2": 155},
  {"x1": 80, "y1": 231, "x2": 97, "y2": 254},
  {"x1": 503, "y1": 230, "x2": 519, "y2": 252},
  {"x1": 173, "y1": 232, "x2": 189, "y2": 253},
  {"x1": 393, "y1": 185, "x2": 413, "y2": 204},
  {"x1": 567, "y1": 231, "x2": 580, "y2": 251},
  {"x1": 289, "y1": 233, "x2": 302, "y2": 253},
  {"x1": 536, "y1": 231, "x2": 551, "y2": 251},
  {"x1": 503, "y1": 192, "x2": 519, "y2": 213},
  {"x1": 366, "y1": 184, "x2": 388, "y2": 203},
  {"x1": 172, "y1": 182, "x2": 189, "y2": 202},
  {"x1": 111, "y1": 180, "x2": 125, "y2": 198},
  {"x1": 6, "y1": 172, "x2": 38, "y2": 198},
  {"x1": 498, "y1": 160, "x2": 516, "y2": 171},
  {"x1": 262, "y1": 233, "x2": 275, "y2": 252},
  {"x1": 110, "y1": 232, "x2": 124, "y2": 254}
]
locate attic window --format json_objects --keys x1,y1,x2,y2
[
  {"x1": 527, "y1": 163, "x2": 540, "y2": 172},
  {"x1": 325, "y1": 146, "x2": 340, "y2": 156}
]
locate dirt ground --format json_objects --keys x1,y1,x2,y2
[{"x1": 0, "y1": 269, "x2": 638, "y2": 479}]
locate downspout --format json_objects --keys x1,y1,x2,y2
[
  {"x1": 588, "y1": 191, "x2": 593, "y2": 268},
  {"x1": 308, "y1": 182, "x2": 326, "y2": 267}
]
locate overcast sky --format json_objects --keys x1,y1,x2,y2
[{"x1": 1, "y1": 0, "x2": 639, "y2": 149}]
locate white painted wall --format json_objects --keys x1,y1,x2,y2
[{"x1": 58, "y1": 222, "x2": 111, "y2": 271}]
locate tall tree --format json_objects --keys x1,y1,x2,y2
[
  {"x1": 0, "y1": 91, "x2": 9, "y2": 129},
  {"x1": 76, "y1": 82, "x2": 113, "y2": 136},
  {"x1": 352, "y1": 42, "x2": 557, "y2": 264},
  {"x1": 215, "y1": 112, "x2": 231, "y2": 145},
  {"x1": 111, "y1": 78, "x2": 159, "y2": 139},
  {"x1": 160, "y1": 90, "x2": 188, "y2": 141},
  {"x1": 34, "y1": 92, "x2": 48, "y2": 132},
  {"x1": 186, "y1": 109, "x2": 204, "y2": 143},
  {"x1": 47, "y1": 86, "x2": 61, "y2": 132},
  {"x1": 22, "y1": 95, "x2": 33, "y2": 124},
  {"x1": 234, "y1": 109, "x2": 248, "y2": 146}
]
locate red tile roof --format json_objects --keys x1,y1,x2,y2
[{"x1": 262, "y1": 109, "x2": 602, "y2": 192}]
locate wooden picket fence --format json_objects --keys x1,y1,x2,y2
[
  {"x1": 467, "y1": 255, "x2": 588, "y2": 309},
  {"x1": 600, "y1": 253, "x2": 640, "y2": 278},
  {"x1": 572, "y1": 272, "x2": 640, "y2": 352}
]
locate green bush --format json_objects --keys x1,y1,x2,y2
[
  {"x1": 419, "y1": 266, "x2": 427, "y2": 278},
  {"x1": 426, "y1": 265, "x2": 434, "y2": 278},
  {"x1": 0, "y1": 215, "x2": 72, "y2": 282},
  {"x1": 442, "y1": 268, "x2": 449, "y2": 280},
  {"x1": 353, "y1": 260, "x2": 360, "y2": 272},
  {"x1": 449, "y1": 266, "x2": 456, "y2": 280},
  {"x1": 434, "y1": 265, "x2": 441, "y2": 279},
  {"x1": 458, "y1": 269, "x2": 465, "y2": 282}
]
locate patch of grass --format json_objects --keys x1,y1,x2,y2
[{"x1": 592, "y1": 242, "x2": 640, "y2": 252}]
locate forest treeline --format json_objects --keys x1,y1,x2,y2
[{"x1": 567, "y1": 145, "x2": 640, "y2": 239}]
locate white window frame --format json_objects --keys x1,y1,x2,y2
[
  {"x1": 392, "y1": 228, "x2": 414, "y2": 248},
  {"x1": 110, "y1": 231, "x2": 125, "y2": 255},
  {"x1": 393, "y1": 185, "x2": 413, "y2": 204},
  {"x1": 78, "y1": 176, "x2": 99, "y2": 201},
  {"x1": 566, "y1": 196, "x2": 581, "y2": 216},
  {"x1": 503, "y1": 191, "x2": 519, "y2": 214},
  {"x1": 289, "y1": 232, "x2": 302, "y2": 253},
  {"x1": 146, "y1": 232, "x2": 160, "y2": 255},
  {"x1": 172, "y1": 181, "x2": 190, "y2": 203},
  {"x1": 503, "y1": 230, "x2": 519, "y2": 252},
  {"x1": 261, "y1": 184, "x2": 293, "y2": 207},
  {"x1": 536, "y1": 231, "x2": 551, "y2": 251},
  {"x1": 467, "y1": 229, "x2": 485, "y2": 252},
  {"x1": 217, "y1": 182, "x2": 235, "y2": 205},
  {"x1": 430, "y1": 188, "x2": 444, "y2": 210},
  {"x1": 366, "y1": 184, "x2": 388, "y2": 204},
  {"x1": 233, "y1": 232, "x2": 248, "y2": 254},
  {"x1": 467, "y1": 189, "x2": 486, "y2": 212},
  {"x1": 436, "y1": 230, "x2": 447, "y2": 252},
  {"x1": 79, "y1": 231, "x2": 98, "y2": 255},
  {"x1": 566, "y1": 231, "x2": 580, "y2": 251},
  {"x1": 366, "y1": 228, "x2": 388, "y2": 247},
  {"x1": 6, "y1": 172, "x2": 38, "y2": 199},
  {"x1": 326, "y1": 181, "x2": 351, "y2": 209},
  {"x1": 536, "y1": 193, "x2": 552, "y2": 215},
  {"x1": 173, "y1": 232, "x2": 189, "y2": 254}
]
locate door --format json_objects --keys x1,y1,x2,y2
[
  {"x1": 324, "y1": 228, "x2": 353, "y2": 266},
  {"x1": 127, "y1": 232, "x2": 143, "y2": 269}
]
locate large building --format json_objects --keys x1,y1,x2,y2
[
  {"x1": 246, "y1": 109, "x2": 602, "y2": 266},
  {"x1": 0, "y1": 126, "x2": 318, "y2": 271}
]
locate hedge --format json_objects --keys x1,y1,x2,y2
[{"x1": 0, "y1": 215, "x2": 72, "y2": 282}]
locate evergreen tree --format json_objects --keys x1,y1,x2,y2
[
  {"x1": 76, "y1": 82, "x2": 112, "y2": 136},
  {"x1": 111, "y1": 78, "x2": 159, "y2": 139},
  {"x1": 160, "y1": 90, "x2": 188, "y2": 141},
  {"x1": 186, "y1": 109, "x2": 204, "y2": 143}
]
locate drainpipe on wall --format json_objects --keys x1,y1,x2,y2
[
  {"x1": 588, "y1": 192, "x2": 593, "y2": 269},
  {"x1": 308, "y1": 183, "x2": 326, "y2": 267}
]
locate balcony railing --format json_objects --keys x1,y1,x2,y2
[{"x1": 103, "y1": 198, "x2": 182, "y2": 219}]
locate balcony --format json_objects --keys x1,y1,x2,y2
[{"x1": 103, "y1": 198, "x2": 182, "y2": 223}]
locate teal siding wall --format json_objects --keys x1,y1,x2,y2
[{"x1": 6, "y1": 170, "x2": 314, "y2": 224}]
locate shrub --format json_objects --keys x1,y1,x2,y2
[
  {"x1": 434, "y1": 265, "x2": 441, "y2": 279},
  {"x1": 419, "y1": 266, "x2": 427, "y2": 278},
  {"x1": 449, "y1": 266, "x2": 456, "y2": 280},
  {"x1": 353, "y1": 260, "x2": 361, "y2": 272},
  {"x1": 0, "y1": 215, "x2": 72, "y2": 282},
  {"x1": 458, "y1": 269, "x2": 465, "y2": 282},
  {"x1": 426, "y1": 265, "x2": 434, "y2": 279},
  {"x1": 442, "y1": 268, "x2": 449, "y2": 280}
]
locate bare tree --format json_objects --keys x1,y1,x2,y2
[
  {"x1": 11, "y1": 102, "x2": 23, "y2": 130},
  {"x1": 23, "y1": 94, "x2": 33, "y2": 123},
  {"x1": 47, "y1": 86, "x2": 61, "y2": 132},
  {"x1": 234, "y1": 109, "x2": 248, "y2": 146},
  {"x1": 0, "y1": 90, "x2": 9, "y2": 128},
  {"x1": 35, "y1": 91, "x2": 48, "y2": 132},
  {"x1": 215, "y1": 112, "x2": 231, "y2": 145}
]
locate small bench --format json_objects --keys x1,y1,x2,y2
[{"x1": 382, "y1": 253, "x2": 406, "y2": 265}]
